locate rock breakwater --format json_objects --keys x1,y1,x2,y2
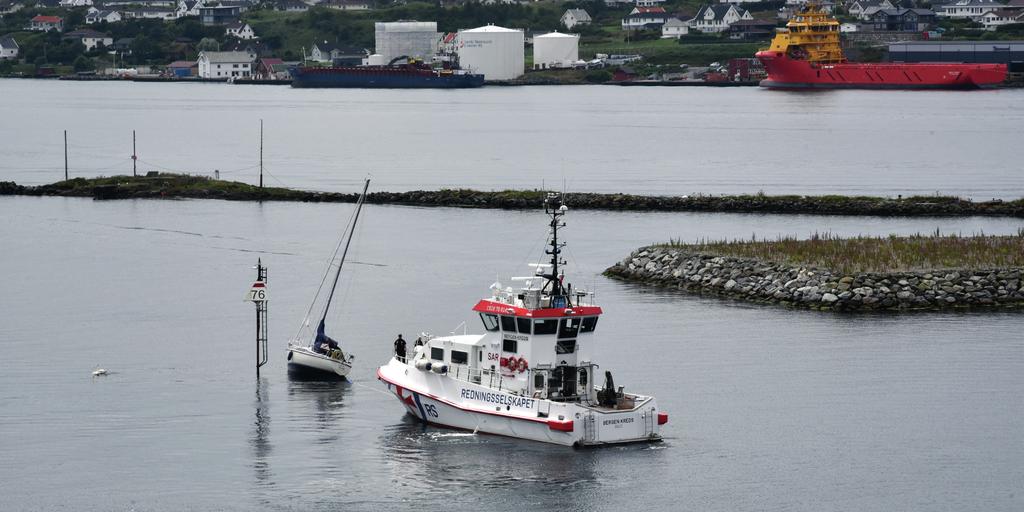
[
  {"x1": 605, "y1": 246, "x2": 1024, "y2": 311},
  {"x1": 2, "y1": 175, "x2": 1023, "y2": 218}
]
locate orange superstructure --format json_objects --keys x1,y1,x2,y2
[{"x1": 754, "y1": 5, "x2": 1007, "y2": 89}]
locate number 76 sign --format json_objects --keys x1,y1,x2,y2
[{"x1": 246, "y1": 282, "x2": 268, "y2": 303}]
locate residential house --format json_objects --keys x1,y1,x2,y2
[
  {"x1": 717, "y1": 0, "x2": 764, "y2": 4},
  {"x1": 0, "y1": 36, "x2": 18, "y2": 60},
  {"x1": 688, "y1": 4, "x2": 752, "y2": 33},
  {"x1": 865, "y1": 8, "x2": 935, "y2": 31},
  {"x1": 612, "y1": 66, "x2": 638, "y2": 81},
  {"x1": 661, "y1": 17, "x2": 690, "y2": 37},
  {"x1": 105, "y1": 0, "x2": 176, "y2": 6},
  {"x1": 167, "y1": 60, "x2": 197, "y2": 77},
  {"x1": 979, "y1": 8, "x2": 1023, "y2": 29},
  {"x1": 320, "y1": 0, "x2": 370, "y2": 10},
  {"x1": 28, "y1": 15, "x2": 63, "y2": 31},
  {"x1": 561, "y1": 9, "x2": 592, "y2": 30},
  {"x1": 310, "y1": 41, "x2": 367, "y2": 65},
  {"x1": 936, "y1": 0, "x2": 999, "y2": 19},
  {"x1": 200, "y1": 5, "x2": 241, "y2": 25},
  {"x1": 177, "y1": 0, "x2": 203, "y2": 17},
  {"x1": 225, "y1": 22, "x2": 256, "y2": 39},
  {"x1": 848, "y1": 0, "x2": 894, "y2": 19},
  {"x1": 728, "y1": 19, "x2": 777, "y2": 38},
  {"x1": 636, "y1": 0, "x2": 666, "y2": 6},
  {"x1": 197, "y1": 50, "x2": 253, "y2": 78},
  {"x1": 123, "y1": 6, "x2": 177, "y2": 19},
  {"x1": 621, "y1": 7, "x2": 670, "y2": 30},
  {"x1": 65, "y1": 29, "x2": 114, "y2": 51},
  {"x1": 840, "y1": 21, "x2": 859, "y2": 31},
  {"x1": 277, "y1": 0, "x2": 308, "y2": 11},
  {"x1": 59, "y1": 0, "x2": 93, "y2": 6},
  {"x1": 254, "y1": 57, "x2": 288, "y2": 79},
  {"x1": 86, "y1": 9, "x2": 123, "y2": 24},
  {"x1": 604, "y1": 0, "x2": 632, "y2": 6}
]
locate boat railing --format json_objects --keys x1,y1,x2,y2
[{"x1": 445, "y1": 363, "x2": 521, "y2": 393}]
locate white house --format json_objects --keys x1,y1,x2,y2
[
  {"x1": 848, "y1": 0, "x2": 894, "y2": 19},
  {"x1": 123, "y1": 6, "x2": 177, "y2": 19},
  {"x1": 561, "y1": 8, "x2": 592, "y2": 30},
  {"x1": 661, "y1": 17, "x2": 690, "y2": 37},
  {"x1": 277, "y1": 0, "x2": 308, "y2": 11},
  {"x1": 936, "y1": 0, "x2": 1000, "y2": 18},
  {"x1": 65, "y1": 29, "x2": 114, "y2": 51},
  {"x1": 636, "y1": 0, "x2": 666, "y2": 6},
  {"x1": 86, "y1": 9, "x2": 123, "y2": 24},
  {"x1": 60, "y1": 0, "x2": 93, "y2": 6},
  {"x1": 197, "y1": 51, "x2": 254, "y2": 78},
  {"x1": 622, "y1": 6, "x2": 670, "y2": 30},
  {"x1": 689, "y1": 4, "x2": 752, "y2": 33},
  {"x1": 176, "y1": 0, "x2": 203, "y2": 17},
  {"x1": 225, "y1": 21, "x2": 256, "y2": 39},
  {"x1": 979, "y1": 8, "x2": 1023, "y2": 29},
  {"x1": 717, "y1": 0, "x2": 763, "y2": 4},
  {"x1": 0, "y1": 36, "x2": 18, "y2": 59},
  {"x1": 29, "y1": 15, "x2": 63, "y2": 31},
  {"x1": 320, "y1": 0, "x2": 370, "y2": 10}
]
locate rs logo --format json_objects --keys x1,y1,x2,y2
[{"x1": 423, "y1": 404, "x2": 439, "y2": 418}]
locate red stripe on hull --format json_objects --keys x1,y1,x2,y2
[{"x1": 755, "y1": 52, "x2": 1007, "y2": 90}]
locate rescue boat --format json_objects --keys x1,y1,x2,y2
[
  {"x1": 755, "y1": 5, "x2": 1007, "y2": 90},
  {"x1": 377, "y1": 193, "x2": 667, "y2": 447}
]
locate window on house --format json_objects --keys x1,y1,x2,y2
[{"x1": 430, "y1": 347, "x2": 444, "y2": 361}]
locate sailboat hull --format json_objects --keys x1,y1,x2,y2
[{"x1": 287, "y1": 345, "x2": 352, "y2": 379}]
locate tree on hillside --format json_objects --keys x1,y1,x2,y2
[{"x1": 197, "y1": 37, "x2": 220, "y2": 52}]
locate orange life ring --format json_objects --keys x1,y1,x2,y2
[{"x1": 517, "y1": 357, "x2": 528, "y2": 373}]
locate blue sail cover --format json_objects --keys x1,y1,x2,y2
[{"x1": 313, "y1": 318, "x2": 326, "y2": 352}]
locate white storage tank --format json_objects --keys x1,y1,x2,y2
[
  {"x1": 375, "y1": 21, "x2": 439, "y2": 62},
  {"x1": 366, "y1": 53, "x2": 386, "y2": 66},
  {"x1": 456, "y1": 24, "x2": 524, "y2": 81},
  {"x1": 533, "y1": 31, "x2": 579, "y2": 69}
]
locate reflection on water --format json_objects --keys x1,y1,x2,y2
[
  {"x1": 287, "y1": 378, "x2": 351, "y2": 445},
  {"x1": 250, "y1": 378, "x2": 274, "y2": 505}
]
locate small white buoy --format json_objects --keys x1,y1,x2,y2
[{"x1": 92, "y1": 368, "x2": 108, "y2": 376}]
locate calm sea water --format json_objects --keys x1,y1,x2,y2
[
  {"x1": 1, "y1": 80, "x2": 1023, "y2": 198},
  {"x1": 0, "y1": 195, "x2": 1022, "y2": 511}
]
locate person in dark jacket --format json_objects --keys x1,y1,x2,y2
[{"x1": 394, "y1": 334, "x2": 407, "y2": 362}]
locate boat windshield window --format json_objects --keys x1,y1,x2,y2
[
  {"x1": 480, "y1": 313, "x2": 499, "y2": 332},
  {"x1": 451, "y1": 350, "x2": 468, "y2": 365},
  {"x1": 500, "y1": 315, "x2": 517, "y2": 332},
  {"x1": 431, "y1": 347, "x2": 444, "y2": 361},
  {"x1": 503, "y1": 338, "x2": 517, "y2": 353},
  {"x1": 580, "y1": 317, "x2": 598, "y2": 333},
  {"x1": 556, "y1": 339, "x2": 576, "y2": 354},
  {"x1": 559, "y1": 318, "x2": 581, "y2": 339},
  {"x1": 516, "y1": 317, "x2": 532, "y2": 334},
  {"x1": 534, "y1": 319, "x2": 558, "y2": 335}
]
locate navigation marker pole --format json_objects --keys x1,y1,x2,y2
[
  {"x1": 132, "y1": 130, "x2": 137, "y2": 177},
  {"x1": 63, "y1": 130, "x2": 68, "y2": 181},
  {"x1": 259, "y1": 119, "x2": 263, "y2": 190},
  {"x1": 247, "y1": 259, "x2": 269, "y2": 378}
]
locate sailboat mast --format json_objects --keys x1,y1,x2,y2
[{"x1": 321, "y1": 179, "x2": 370, "y2": 322}]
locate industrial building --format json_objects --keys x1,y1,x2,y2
[
  {"x1": 888, "y1": 41, "x2": 1024, "y2": 69},
  {"x1": 456, "y1": 25, "x2": 525, "y2": 81},
  {"x1": 532, "y1": 31, "x2": 580, "y2": 69},
  {"x1": 374, "y1": 21, "x2": 439, "y2": 62}
]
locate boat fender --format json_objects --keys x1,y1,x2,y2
[
  {"x1": 414, "y1": 359, "x2": 431, "y2": 371},
  {"x1": 517, "y1": 358, "x2": 528, "y2": 373},
  {"x1": 431, "y1": 363, "x2": 448, "y2": 374}
]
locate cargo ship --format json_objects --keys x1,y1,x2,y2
[
  {"x1": 289, "y1": 57, "x2": 484, "y2": 89},
  {"x1": 755, "y1": 6, "x2": 1007, "y2": 90}
]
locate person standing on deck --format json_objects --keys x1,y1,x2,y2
[{"x1": 394, "y1": 334, "x2": 407, "y2": 362}]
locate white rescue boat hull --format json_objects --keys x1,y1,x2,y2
[{"x1": 377, "y1": 358, "x2": 663, "y2": 447}]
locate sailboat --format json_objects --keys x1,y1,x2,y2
[{"x1": 286, "y1": 179, "x2": 370, "y2": 379}]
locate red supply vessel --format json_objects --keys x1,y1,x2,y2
[{"x1": 755, "y1": 6, "x2": 1007, "y2": 90}]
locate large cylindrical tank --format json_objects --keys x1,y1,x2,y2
[
  {"x1": 533, "y1": 31, "x2": 579, "y2": 69},
  {"x1": 374, "y1": 21, "x2": 439, "y2": 62},
  {"x1": 456, "y1": 25, "x2": 524, "y2": 81}
]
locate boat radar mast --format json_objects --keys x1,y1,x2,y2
[{"x1": 542, "y1": 192, "x2": 570, "y2": 306}]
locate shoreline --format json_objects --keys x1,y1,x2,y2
[
  {"x1": 2, "y1": 174, "x2": 1023, "y2": 217},
  {"x1": 605, "y1": 245, "x2": 1024, "y2": 312}
]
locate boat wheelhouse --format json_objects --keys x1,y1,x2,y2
[{"x1": 377, "y1": 193, "x2": 667, "y2": 446}]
